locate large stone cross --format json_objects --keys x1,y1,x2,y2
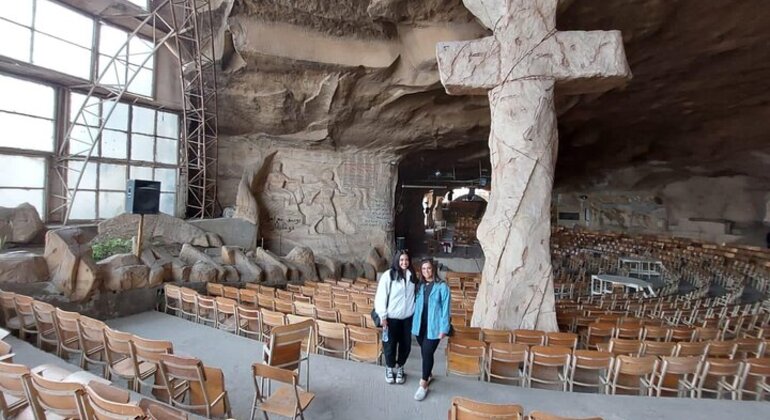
[{"x1": 437, "y1": 0, "x2": 631, "y2": 330}]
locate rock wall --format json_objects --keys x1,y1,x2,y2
[
  {"x1": 218, "y1": 137, "x2": 397, "y2": 259},
  {"x1": 556, "y1": 175, "x2": 769, "y2": 245}
]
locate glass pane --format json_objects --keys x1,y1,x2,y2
[
  {"x1": 99, "y1": 163, "x2": 127, "y2": 190},
  {"x1": 0, "y1": 154, "x2": 46, "y2": 188},
  {"x1": 131, "y1": 134, "x2": 154, "y2": 162},
  {"x1": 0, "y1": 0, "x2": 33, "y2": 26},
  {"x1": 0, "y1": 20, "x2": 31, "y2": 62},
  {"x1": 0, "y1": 112, "x2": 54, "y2": 152},
  {"x1": 131, "y1": 106, "x2": 155, "y2": 134},
  {"x1": 98, "y1": 25, "x2": 128, "y2": 59},
  {"x1": 154, "y1": 168, "x2": 177, "y2": 192},
  {"x1": 98, "y1": 191, "x2": 126, "y2": 219},
  {"x1": 104, "y1": 100, "x2": 129, "y2": 131},
  {"x1": 159, "y1": 192, "x2": 175, "y2": 215},
  {"x1": 0, "y1": 188, "x2": 44, "y2": 215},
  {"x1": 130, "y1": 165, "x2": 153, "y2": 181},
  {"x1": 128, "y1": 0, "x2": 148, "y2": 9},
  {"x1": 32, "y1": 33, "x2": 92, "y2": 79},
  {"x1": 70, "y1": 93, "x2": 100, "y2": 126},
  {"x1": 98, "y1": 55, "x2": 127, "y2": 86},
  {"x1": 127, "y1": 66, "x2": 153, "y2": 97},
  {"x1": 101, "y1": 130, "x2": 127, "y2": 159},
  {"x1": 155, "y1": 138, "x2": 177, "y2": 165},
  {"x1": 128, "y1": 36, "x2": 154, "y2": 68},
  {"x1": 68, "y1": 161, "x2": 97, "y2": 190},
  {"x1": 68, "y1": 124, "x2": 99, "y2": 156},
  {"x1": 0, "y1": 74, "x2": 54, "y2": 117},
  {"x1": 156, "y1": 112, "x2": 179, "y2": 138},
  {"x1": 35, "y1": 0, "x2": 93, "y2": 48},
  {"x1": 69, "y1": 190, "x2": 96, "y2": 220}
]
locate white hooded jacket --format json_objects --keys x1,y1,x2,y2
[{"x1": 374, "y1": 269, "x2": 416, "y2": 321}]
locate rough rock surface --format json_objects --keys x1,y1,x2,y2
[
  {"x1": 315, "y1": 255, "x2": 342, "y2": 281},
  {"x1": 179, "y1": 244, "x2": 225, "y2": 281},
  {"x1": 44, "y1": 228, "x2": 99, "y2": 302},
  {"x1": 0, "y1": 251, "x2": 49, "y2": 284},
  {"x1": 437, "y1": 0, "x2": 630, "y2": 330},
  {"x1": 285, "y1": 246, "x2": 319, "y2": 282},
  {"x1": 189, "y1": 261, "x2": 218, "y2": 283},
  {"x1": 0, "y1": 203, "x2": 45, "y2": 244},
  {"x1": 253, "y1": 247, "x2": 289, "y2": 284},
  {"x1": 97, "y1": 214, "x2": 221, "y2": 248},
  {"x1": 221, "y1": 246, "x2": 263, "y2": 282}
]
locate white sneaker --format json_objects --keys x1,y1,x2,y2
[
  {"x1": 414, "y1": 385, "x2": 428, "y2": 401},
  {"x1": 385, "y1": 367, "x2": 395, "y2": 384},
  {"x1": 396, "y1": 366, "x2": 405, "y2": 384}
]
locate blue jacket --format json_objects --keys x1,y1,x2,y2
[{"x1": 411, "y1": 280, "x2": 451, "y2": 340}]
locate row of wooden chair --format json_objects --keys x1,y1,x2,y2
[
  {"x1": 448, "y1": 397, "x2": 602, "y2": 420},
  {"x1": 445, "y1": 338, "x2": 770, "y2": 400}
]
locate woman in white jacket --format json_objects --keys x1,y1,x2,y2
[{"x1": 374, "y1": 250, "x2": 417, "y2": 384}]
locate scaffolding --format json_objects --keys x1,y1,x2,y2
[{"x1": 54, "y1": 0, "x2": 219, "y2": 224}]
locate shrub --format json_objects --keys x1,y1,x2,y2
[{"x1": 92, "y1": 238, "x2": 133, "y2": 261}]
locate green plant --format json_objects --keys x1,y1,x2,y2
[{"x1": 92, "y1": 238, "x2": 133, "y2": 261}]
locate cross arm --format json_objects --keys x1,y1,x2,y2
[{"x1": 436, "y1": 37, "x2": 501, "y2": 96}]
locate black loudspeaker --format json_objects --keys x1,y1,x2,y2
[{"x1": 125, "y1": 179, "x2": 161, "y2": 215}]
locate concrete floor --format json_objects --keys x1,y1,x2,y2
[{"x1": 91, "y1": 312, "x2": 769, "y2": 420}]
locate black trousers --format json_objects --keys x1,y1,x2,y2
[
  {"x1": 416, "y1": 334, "x2": 441, "y2": 381},
  {"x1": 383, "y1": 317, "x2": 412, "y2": 368}
]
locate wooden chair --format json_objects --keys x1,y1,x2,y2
[
  {"x1": 250, "y1": 363, "x2": 314, "y2": 420},
  {"x1": 513, "y1": 330, "x2": 546, "y2": 346},
  {"x1": 641, "y1": 341, "x2": 676, "y2": 357},
  {"x1": 481, "y1": 329, "x2": 512, "y2": 345},
  {"x1": 485, "y1": 343, "x2": 527, "y2": 386},
  {"x1": 315, "y1": 307, "x2": 339, "y2": 323},
  {"x1": 27, "y1": 372, "x2": 89, "y2": 419},
  {"x1": 642, "y1": 325, "x2": 669, "y2": 342},
  {"x1": 527, "y1": 345, "x2": 571, "y2": 391},
  {"x1": 240, "y1": 289, "x2": 259, "y2": 308},
  {"x1": 0, "y1": 360, "x2": 33, "y2": 419},
  {"x1": 54, "y1": 308, "x2": 82, "y2": 362},
  {"x1": 0, "y1": 341, "x2": 13, "y2": 362},
  {"x1": 293, "y1": 295, "x2": 312, "y2": 304},
  {"x1": 206, "y1": 283, "x2": 224, "y2": 297},
  {"x1": 605, "y1": 339, "x2": 642, "y2": 356},
  {"x1": 78, "y1": 316, "x2": 109, "y2": 376},
  {"x1": 164, "y1": 284, "x2": 182, "y2": 315},
  {"x1": 453, "y1": 326, "x2": 481, "y2": 341},
  {"x1": 315, "y1": 320, "x2": 348, "y2": 359},
  {"x1": 0, "y1": 291, "x2": 19, "y2": 334},
  {"x1": 274, "y1": 299, "x2": 295, "y2": 315},
  {"x1": 738, "y1": 357, "x2": 770, "y2": 401},
  {"x1": 31, "y1": 301, "x2": 59, "y2": 353},
  {"x1": 652, "y1": 356, "x2": 700, "y2": 397},
  {"x1": 446, "y1": 338, "x2": 486, "y2": 380},
  {"x1": 13, "y1": 295, "x2": 38, "y2": 341},
  {"x1": 276, "y1": 290, "x2": 294, "y2": 302},
  {"x1": 585, "y1": 323, "x2": 614, "y2": 350},
  {"x1": 697, "y1": 358, "x2": 742, "y2": 399},
  {"x1": 260, "y1": 286, "x2": 277, "y2": 296},
  {"x1": 286, "y1": 315, "x2": 316, "y2": 359},
  {"x1": 195, "y1": 295, "x2": 217, "y2": 327},
  {"x1": 236, "y1": 305, "x2": 262, "y2": 341},
  {"x1": 179, "y1": 288, "x2": 198, "y2": 321},
  {"x1": 293, "y1": 302, "x2": 317, "y2": 319},
  {"x1": 694, "y1": 327, "x2": 720, "y2": 341},
  {"x1": 333, "y1": 301, "x2": 355, "y2": 312},
  {"x1": 669, "y1": 326, "x2": 696, "y2": 342},
  {"x1": 85, "y1": 382, "x2": 146, "y2": 420},
  {"x1": 569, "y1": 350, "x2": 612, "y2": 393},
  {"x1": 608, "y1": 355, "x2": 658, "y2": 396},
  {"x1": 527, "y1": 411, "x2": 603, "y2": 420},
  {"x1": 614, "y1": 323, "x2": 643, "y2": 340},
  {"x1": 348, "y1": 326, "x2": 381, "y2": 364},
  {"x1": 103, "y1": 328, "x2": 152, "y2": 391},
  {"x1": 448, "y1": 397, "x2": 522, "y2": 420},
  {"x1": 263, "y1": 320, "x2": 315, "y2": 390},
  {"x1": 214, "y1": 297, "x2": 238, "y2": 333},
  {"x1": 222, "y1": 286, "x2": 240, "y2": 302},
  {"x1": 130, "y1": 335, "x2": 173, "y2": 396},
  {"x1": 706, "y1": 340, "x2": 737, "y2": 359},
  {"x1": 261, "y1": 309, "x2": 287, "y2": 343},
  {"x1": 546, "y1": 332, "x2": 578, "y2": 349},
  {"x1": 338, "y1": 309, "x2": 364, "y2": 327},
  {"x1": 675, "y1": 341, "x2": 709, "y2": 359},
  {"x1": 733, "y1": 338, "x2": 764, "y2": 359},
  {"x1": 157, "y1": 354, "x2": 232, "y2": 418},
  {"x1": 258, "y1": 294, "x2": 276, "y2": 311},
  {"x1": 286, "y1": 284, "x2": 302, "y2": 294}
]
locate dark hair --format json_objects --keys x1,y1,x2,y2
[
  {"x1": 418, "y1": 258, "x2": 442, "y2": 283},
  {"x1": 390, "y1": 250, "x2": 415, "y2": 282}
]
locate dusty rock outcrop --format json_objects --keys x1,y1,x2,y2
[
  {"x1": 190, "y1": 261, "x2": 219, "y2": 283},
  {"x1": 97, "y1": 214, "x2": 222, "y2": 248},
  {"x1": 179, "y1": 244, "x2": 225, "y2": 282},
  {"x1": 0, "y1": 251, "x2": 49, "y2": 284},
  {"x1": 221, "y1": 246, "x2": 263, "y2": 282},
  {"x1": 253, "y1": 247, "x2": 289, "y2": 285},
  {"x1": 44, "y1": 228, "x2": 99, "y2": 302},
  {"x1": 97, "y1": 254, "x2": 150, "y2": 292},
  {"x1": 366, "y1": 247, "x2": 388, "y2": 273},
  {"x1": 285, "y1": 246, "x2": 319, "y2": 282},
  {"x1": 0, "y1": 203, "x2": 45, "y2": 244}
]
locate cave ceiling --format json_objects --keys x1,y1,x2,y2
[{"x1": 217, "y1": 0, "x2": 770, "y2": 188}]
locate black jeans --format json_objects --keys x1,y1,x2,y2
[
  {"x1": 416, "y1": 334, "x2": 441, "y2": 381},
  {"x1": 383, "y1": 317, "x2": 412, "y2": 368}
]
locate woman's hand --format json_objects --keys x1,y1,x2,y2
[
  {"x1": 382, "y1": 318, "x2": 388, "y2": 330},
  {"x1": 439, "y1": 333, "x2": 446, "y2": 339}
]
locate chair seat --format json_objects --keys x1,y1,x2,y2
[
  {"x1": 6, "y1": 315, "x2": 34, "y2": 330},
  {"x1": 112, "y1": 358, "x2": 156, "y2": 379},
  {"x1": 350, "y1": 343, "x2": 379, "y2": 361},
  {"x1": 259, "y1": 386, "x2": 315, "y2": 418},
  {"x1": 31, "y1": 364, "x2": 74, "y2": 381}
]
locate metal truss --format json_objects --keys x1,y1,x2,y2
[{"x1": 55, "y1": 0, "x2": 219, "y2": 223}]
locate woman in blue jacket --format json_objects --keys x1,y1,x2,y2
[{"x1": 410, "y1": 258, "x2": 451, "y2": 401}]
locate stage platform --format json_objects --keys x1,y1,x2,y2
[{"x1": 8, "y1": 312, "x2": 769, "y2": 419}]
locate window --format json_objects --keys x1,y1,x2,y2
[{"x1": 98, "y1": 24, "x2": 154, "y2": 97}]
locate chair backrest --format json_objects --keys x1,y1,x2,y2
[
  {"x1": 276, "y1": 290, "x2": 294, "y2": 301},
  {"x1": 447, "y1": 338, "x2": 486, "y2": 378},
  {"x1": 222, "y1": 286, "x2": 240, "y2": 301},
  {"x1": 274, "y1": 298, "x2": 294, "y2": 314},
  {"x1": 32, "y1": 301, "x2": 56, "y2": 326},
  {"x1": 0, "y1": 360, "x2": 31, "y2": 405},
  {"x1": 449, "y1": 397, "x2": 522, "y2": 420},
  {"x1": 529, "y1": 345, "x2": 571, "y2": 367},
  {"x1": 131, "y1": 335, "x2": 173, "y2": 364},
  {"x1": 0, "y1": 291, "x2": 17, "y2": 320},
  {"x1": 739, "y1": 357, "x2": 770, "y2": 398},
  {"x1": 514, "y1": 330, "x2": 547, "y2": 346},
  {"x1": 481, "y1": 329, "x2": 512, "y2": 344},
  {"x1": 528, "y1": 411, "x2": 603, "y2": 420},
  {"x1": 453, "y1": 326, "x2": 482, "y2": 341},
  {"x1": 338, "y1": 309, "x2": 364, "y2": 327},
  {"x1": 265, "y1": 319, "x2": 314, "y2": 370},
  {"x1": 546, "y1": 332, "x2": 578, "y2": 349},
  {"x1": 316, "y1": 307, "x2": 339, "y2": 323},
  {"x1": 54, "y1": 308, "x2": 81, "y2": 336},
  {"x1": 675, "y1": 341, "x2": 708, "y2": 358},
  {"x1": 608, "y1": 338, "x2": 643, "y2": 356},
  {"x1": 196, "y1": 295, "x2": 216, "y2": 315},
  {"x1": 706, "y1": 340, "x2": 737, "y2": 359},
  {"x1": 29, "y1": 371, "x2": 87, "y2": 418},
  {"x1": 669, "y1": 326, "x2": 695, "y2": 342},
  {"x1": 293, "y1": 302, "x2": 317, "y2": 318},
  {"x1": 13, "y1": 295, "x2": 34, "y2": 317},
  {"x1": 642, "y1": 325, "x2": 669, "y2": 341},
  {"x1": 215, "y1": 297, "x2": 237, "y2": 315},
  {"x1": 158, "y1": 353, "x2": 204, "y2": 383},
  {"x1": 571, "y1": 350, "x2": 613, "y2": 371},
  {"x1": 261, "y1": 309, "x2": 287, "y2": 330},
  {"x1": 612, "y1": 354, "x2": 658, "y2": 376},
  {"x1": 239, "y1": 289, "x2": 258, "y2": 307},
  {"x1": 85, "y1": 383, "x2": 144, "y2": 420},
  {"x1": 641, "y1": 341, "x2": 676, "y2": 357},
  {"x1": 206, "y1": 283, "x2": 224, "y2": 297},
  {"x1": 103, "y1": 327, "x2": 136, "y2": 367}
]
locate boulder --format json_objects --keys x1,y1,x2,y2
[
  {"x1": 171, "y1": 260, "x2": 191, "y2": 282},
  {"x1": 97, "y1": 213, "x2": 216, "y2": 247},
  {"x1": 285, "y1": 246, "x2": 319, "y2": 282},
  {"x1": 222, "y1": 265, "x2": 240, "y2": 282},
  {"x1": 189, "y1": 261, "x2": 218, "y2": 283},
  {"x1": 189, "y1": 218, "x2": 258, "y2": 249},
  {"x1": 0, "y1": 203, "x2": 45, "y2": 244},
  {"x1": 103, "y1": 265, "x2": 149, "y2": 291},
  {"x1": 341, "y1": 262, "x2": 362, "y2": 280},
  {"x1": 179, "y1": 244, "x2": 225, "y2": 281},
  {"x1": 221, "y1": 246, "x2": 263, "y2": 282},
  {"x1": 44, "y1": 228, "x2": 100, "y2": 302},
  {"x1": 315, "y1": 255, "x2": 341, "y2": 281},
  {"x1": 253, "y1": 247, "x2": 288, "y2": 284},
  {"x1": 0, "y1": 251, "x2": 49, "y2": 284},
  {"x1": 363, "y1": 262, "x2": 377, "y2": 281},
  {"x1": 366, "y1": 247, "x2": 389, "y2": 272},
  {"x1": 148, "y1": 263, "x2": 169, "y2": 287},
  {"x1": 233, "y1": 168, "x2": 260, "y2": 225}
]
